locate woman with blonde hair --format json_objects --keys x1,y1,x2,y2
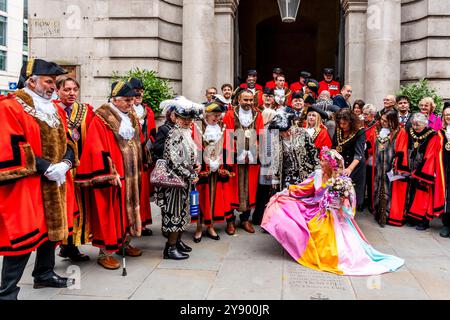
[
  {"x1": 419, "y1": 97, "x2": 442, "y2": 131},
  {"x1": 304, "y1": 107, "x2": 332, "y2": 151}
]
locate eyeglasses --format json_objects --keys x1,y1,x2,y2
[{"x1": 207, "y1": 92, "x2": 216, "y2": 95}]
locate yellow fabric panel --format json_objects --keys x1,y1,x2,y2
[{"x1": 297, "y1": 212, "x2": 343, "y2": 275}]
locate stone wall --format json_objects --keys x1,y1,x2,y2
[
  {"x1": 401, "y1": 0, "x2": 450, "y2": 101},
  {"x1": 29, "y1": 0, "x2": 182, "y2": 108}
]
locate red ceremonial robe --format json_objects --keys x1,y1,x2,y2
[
  {"x1": 222, "y1": 106, "x2": 264, "y2": 213},
  {"x1": 310, "y1": 124, "x2": 332, "y2": 151},
  {"x1": 265, "y1": 80, "x2": 289, "y2": 89},
  {"x1": 240, "y1": 83, "x2": 263, "y2": 91},
  {"x1": 137, "y1": 104, "x2": 156, "y2": 227},
  {"x1": 390, "y1": 128, "x2": 445, "y2": 226},
  {"x1": 289, "y1": 82, "x2": 304, "y2": 93},
  {"x1": 318, "y1": 80, "x2": 341, "y2": 97},
  {"x1": 192, "y1": 122, "x2": 232, "y2": 226},
  {"x1": 0, "y1": 91, "x2": 76, "y2": 256},
  {"x1": 54, "y1": 100, "x2": 96, "y2": 245},
  {"x1": 365, "y1": 123, "x2": 378, "y2": 211},
  {"x1": 75, "y1": 104, "x2": 142, "y2": 252}
]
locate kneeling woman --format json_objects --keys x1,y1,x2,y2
[
  {"x1": 261, "y1": 147, "x2": 404, "y2": 275},
  {"x1": 156, "y1": 97, "x2": 202, "y2": 260}
]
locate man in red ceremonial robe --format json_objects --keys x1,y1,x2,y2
[
  {"x1": 289, "y1": 70, "x2": 311, "y2": 93},
  {"x1": 223, "y1": 89, "x2": 264, "y2": 235},
  {"x1": 129, "y1": 77, "x2": 155, "y2": 237},
  {"x1": 0, "y1": 59, "x2": 75, "y2": 300},
  {"x1": 390, "y1": 113, "x2": 445, "y2": 229},
  {"x1": 75, "y1": 81, "x2": 143, "y2": 270},
  {"x1": 265, "y1": 67, "x2": 289, "y2": 89},
  {"x1": 239, "y1": 70, "x2": 263, "y2": 107},
  {"x1": 318, "y1": 68, "x2": 341, "y2": 97},
  {"x1": 54, "y1": 76, "x2": 95, "y2": 262}
]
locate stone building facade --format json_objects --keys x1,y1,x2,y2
[{"x1": 29, "y1": 0, "x2": 450, "y2": 108}]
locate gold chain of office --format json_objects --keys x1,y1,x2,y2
[{"x1": 409, "y1": 127, "x2": 434, "y2": 149}]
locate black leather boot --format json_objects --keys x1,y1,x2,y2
[
  {"x1": 163, "y1": 243, "x2": 189, "y2": 260},
  {"x1": 176, "y1": 240, "x2": 192, "y2": 253}
]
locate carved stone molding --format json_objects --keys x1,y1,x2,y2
[
  {"x1": 342, "y1": 0, "x2": 368, "y2": 15},
  {"x1": 215, "y1": 0, "x2": 239, "y2": 16}
]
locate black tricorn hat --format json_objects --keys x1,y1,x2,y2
[
  {"x1": 110, "y1": 81, "x2": 139, "y2": 98},
  {"x1": 204, "y1": 101, "x2": 226, "y2": 113},
  {"x1": 128, "y1": 77, "x2": 144, "y2": 89},
  {"x1": 291, "y1": 91, "x2": 303, "y2": 100},
  {"x1": 268, "y1": 108, "x2": 294, "y2": 132},
  {"x1": 18, "y1": 58, "x2": 67, "y2": 89},
  {"x1": 263, "y1": 87, "x2": 274, "y2": 95},
  {"x1": 308, "y1": 104, "x2": 329, "y2": 120}
]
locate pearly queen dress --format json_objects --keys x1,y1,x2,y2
[{"x1": 262, "y1": 169, "x2": 405, "y2": 275}]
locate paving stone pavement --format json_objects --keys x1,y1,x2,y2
[{"x1": 3, "y1": 203, "x2": 450, "y2": 300}]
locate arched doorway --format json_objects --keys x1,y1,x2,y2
[{"x1": 236, "y1": 0, "x2": 342, "y2": 86}]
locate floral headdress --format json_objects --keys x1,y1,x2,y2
[{"x1": 319, "y1": 146, "x2": 344, "y2": 171}]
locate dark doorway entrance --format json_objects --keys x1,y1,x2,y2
[{"x1": 236, "y1": 0, "x2": 342, "y2": 87}]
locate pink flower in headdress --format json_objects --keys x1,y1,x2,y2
[{"x1": 320, "y1": 146, "x2": 339, "y2": 170}]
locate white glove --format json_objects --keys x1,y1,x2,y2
[
  {"x1": 209, "y1": 159, "x2": 219, "y2": 172},
  {"x1": 56, "y1": 175, "x2": 66, "y2": 187},
  {"x1": 45, "y1": 162, "x2": 70, "y2": 182}
]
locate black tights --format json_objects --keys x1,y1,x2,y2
[{"x1": 167, "y1": 231, "x2": 183, "y2": 246}]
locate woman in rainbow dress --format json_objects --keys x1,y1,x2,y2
[{"x1": 261, "y1": 147, "x2": 404, "y2": 275}]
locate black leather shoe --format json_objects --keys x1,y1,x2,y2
[
  {"x1": 176, "y1": 240, "x2": 192, "y2": 253},
  {"x1": 193, "y1": 234, "x2": 202, "y2": 243},
  {"x1": 416, "y1": 221, "x2": 430, "y2": 231},
  {"x1": 59, "y1": 246, "x2": 90, "y2": 262},
  {"x1": 205, "y1": 230, "x2": 220, "y2": 241},
  {"x1": 163, "y1": 243, "x2": 189, "y2": 260},
  {"x1": 33, "y1": 271, "x2": 75, "y2": 289},
  {"x1": 440, "y1": 226, "x2": 450, "y2": 238},
  {"x1": 141, "y1": 228, "x2": 153, "y2": 236}
]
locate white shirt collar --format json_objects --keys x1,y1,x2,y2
[
  {"x1": 109, "y1": 103, "x2": 135, "y2": 140},
  {"x1": 239, "y1": 107, "x2": 253, "y2": 127},
  {"x1": 134, "y1": 104, "x2": 145, "y2": 125},
  {"x1": 23, "y1": 87, "x2": 57, "y2": 116}
]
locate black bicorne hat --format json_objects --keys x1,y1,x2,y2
[
  {"x1": 111, "y1": 81, "x2": 140, "y2": 98},
  {"x1": 18, "y1": 58, "x2": 68, "y2": 89}
]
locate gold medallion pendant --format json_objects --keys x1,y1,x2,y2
[
  {"x1": 379, "y1": 144, "x2": 385, "y2": 151},
  {"x1": 244, "y1": 129, "x2": 252, "y2": 139},
  {"x1": 446, "y1": 142, "x2": 450, "y2": 151},
  {"x1": 413, "y1": 141, "x2": 419, "y2": 149},
  {"x1": 336, "y1": 145, "x2": 343, "y2": 153}
]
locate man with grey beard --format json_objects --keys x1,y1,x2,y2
[{"x1": 0, "y1": 59, "x2": 75, "y2": 300}]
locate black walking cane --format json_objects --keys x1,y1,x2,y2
[{"x1": 117, "y1": 186, "x2": 127, "y2": 276}]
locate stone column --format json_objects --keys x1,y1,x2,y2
[
  {"x1": 343, "y1": 0, "x2": 368, "y2": 102},
  {"x1": 182, "y1": 0, "x2": 215, "y2": 103},
  {"x1": 214, "y1": 0, "x2": 239, "y2": 89},
  {"x1": 365, "y1": 0, "x2": 401, "y2": 108}
]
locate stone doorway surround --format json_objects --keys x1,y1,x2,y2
[{"x1": 183, "y1": 0, "x2": 402, "y2": 107}]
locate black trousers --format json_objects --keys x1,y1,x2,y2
[
  {"x1": 0, "y1": 240, "x2": 56, "y2": 300},
  {"x1": 252, "y1": 184, "x2": 273, "y2": 225},
  {"x1": 365, "y1": 165, "x2": 373, "y2": 212},
  {"x1": 442, "y1": 211, "x2": 450, "y2": 227}
]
